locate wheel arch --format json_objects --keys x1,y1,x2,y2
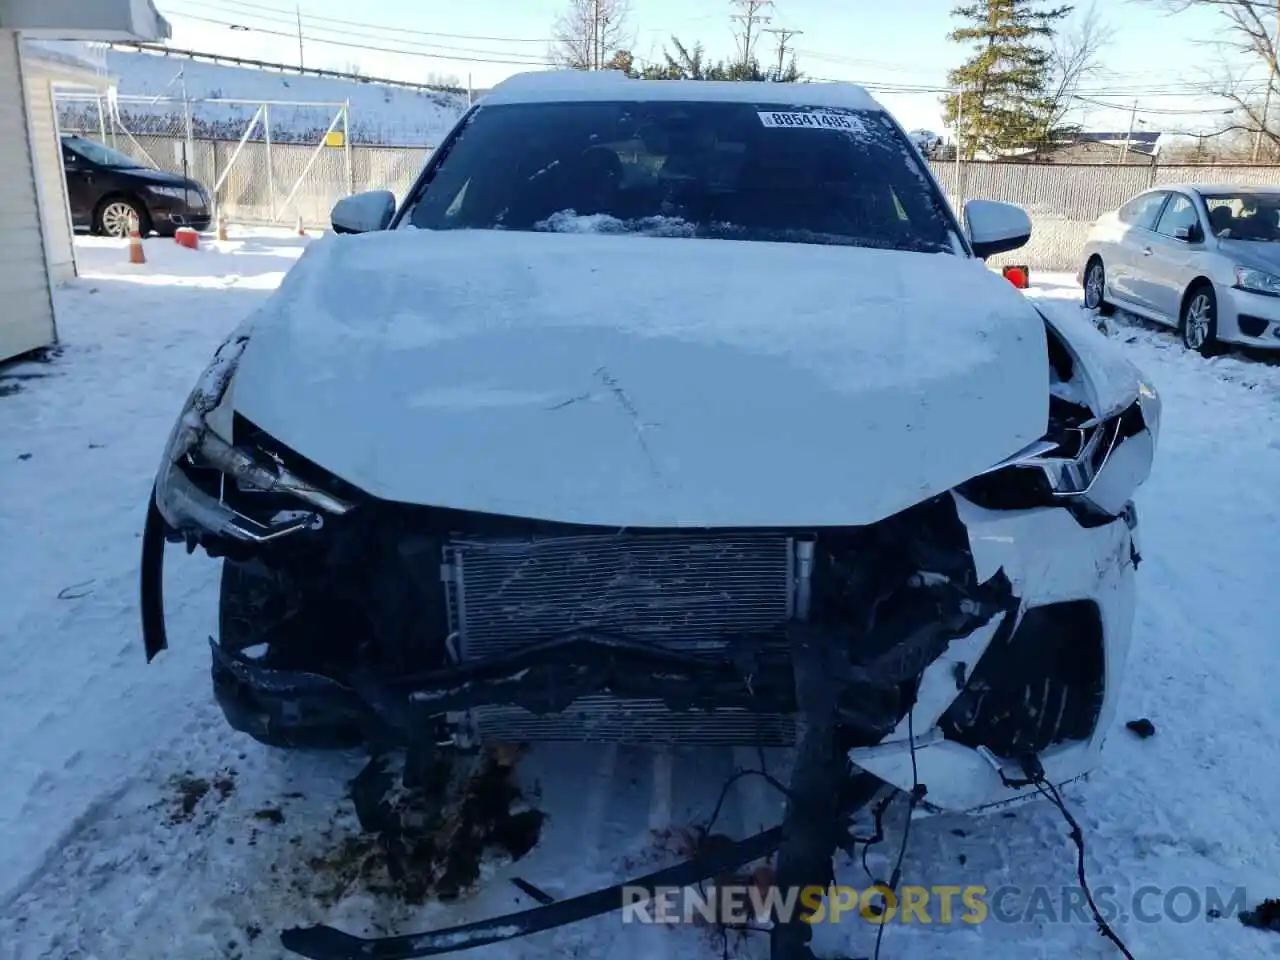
[{"x1": 1179, "y1": 276, "x2": 1216, "y2": 320}]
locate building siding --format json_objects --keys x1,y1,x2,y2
[
  {"x1": 24, "y1": 68, "x2": 76, "y2": 283},
  {"x1": 0, "y1": 29, "x2": 57, "y2": 363}
]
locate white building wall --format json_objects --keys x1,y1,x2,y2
[
  {"x1": 24, "y1": 66, "x2": 77, "y2": 284},
  {"x1": 0, "y1": 29, "x2": 57, "y2": 362}
]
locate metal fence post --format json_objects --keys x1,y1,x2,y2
[
  {"x1": 343, "y1": 101, "x2": 353, "y2": 195},
  {"x1": 265, "y1": 103, "x2": 275, "y2": 221}
]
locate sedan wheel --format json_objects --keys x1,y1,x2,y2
[
  {"x1": 1180, "y1": 286, "x2": 1218, "y2": 356},
  {"x1": 99, "y1": 200, "x2": 143, "y2": 238},
  {"x1": 1083, "y1": 260, "x2": 1114, "y2": 316}
]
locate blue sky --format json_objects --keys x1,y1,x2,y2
[{"x1": 159, "y1": 0, "x2": 1240, "y2": 136}]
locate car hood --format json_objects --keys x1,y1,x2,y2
[
  {"x1": 127, "y1": 167, "x2": 202, "y2": 190},
  {"x1": 228, "y1": 229, "x2": 1050, "y2": 528},
  {"x1": 1218, "y1": 237, "x2": 1280, "y2": 272}
]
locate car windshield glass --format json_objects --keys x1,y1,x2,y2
[
  {"x1": 1202, "y1": 193, "x2": 1280, "y2": 241},
  {"x1": 406, "y1": 100, "x2": 956, "y2": 254},
  {"x1": 65, "y1": 138, "x2": 148, "y2": 170}
]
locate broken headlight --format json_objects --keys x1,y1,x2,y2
[
  {"x1": 963, "y1": 384, "x2": 1158, "y2": 519},
  {"x1": 153, "y1": 333, "x2": 354, "y2": 543}
]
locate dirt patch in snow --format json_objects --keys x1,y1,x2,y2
[
  {"x1": 297, "y1": 749, "x2": 546, "y2": 909},
  {"x1": 163, "y1": 767, "x2": 237, "y2": 826}
]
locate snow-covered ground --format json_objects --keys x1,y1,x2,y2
[{"x1": 1, "y1": 241, "x2": 1279, "y2": 960}]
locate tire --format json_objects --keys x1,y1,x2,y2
[
  {"x1": 1180, "y1": 283, "x2": 1220, "y2": 357},
  {"x1": 95, "y1": 196, "x2": 149, "y2": 238},
  {"x1": 1083, "y1": 257, "x2": 1115, "y2": 316}
]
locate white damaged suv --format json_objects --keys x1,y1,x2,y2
[{"x1": 142, "y1": 71, "x2": 1159, "y2": 955}]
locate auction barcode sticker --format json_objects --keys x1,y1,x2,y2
[{"x1": 757, "y1": 111, "x2": 860, "y2": 130}]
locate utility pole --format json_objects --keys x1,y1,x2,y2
[
  {"x1": 730, "y1": 0, "x2": 773, "y2": 69},
  {"x1": 763, "y1": 27, "x2": 800, "y2": 79},
  {"x1": 296, "y1": 4, "x2": 305, "y2": 69},
  {"x1": 1117, "y1": 99, "x2": 1138, "y2": 165}
]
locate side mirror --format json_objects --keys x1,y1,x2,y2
[
  {"x1": 330, "y1": 190, "x2": 396, "y2": 235},
  {"x1": 1175, "y1": 223, "x2": 1204, "y2": 243},
  {"x1": 964, "y1": 199, "x2": 1032, "y2": 259}
]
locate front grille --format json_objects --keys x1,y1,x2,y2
[
  {"x1": 443, "y1": 533, "x2": 796, "y2": 659},
  {"x1": 474, "y1": 697, "x2": 795, "y2": 745},
  {"x1": 442, "y1": 532, "x2": 800, "y2": 746}
]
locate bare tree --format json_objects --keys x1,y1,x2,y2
[
  {"x1": 550, "y1": 0, "x2": 634, "y2": 70},
  {"x1": 1142, "y1": 0, "x2": 1280, "y2": 157},
  {"x1": 1040, "y1": 3, "x2": 1114, "y2": 143}
]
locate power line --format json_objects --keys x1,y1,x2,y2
[
  {"x1": 1073, "y1": 94, "x2": 1235, "y2": 115},
  {"x1": 165, "y1": 3, "x2": 554, "y2": 61},
  {"x1": 164, "y1": 12, "x2": 558, "y2": 66},
  {"x1": 193, "y1": 0, "x2": 557, "y2": 43}
]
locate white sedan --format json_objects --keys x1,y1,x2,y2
[{"x1": 1080, "y1": 183, "x2": 1280, "y2": 355}]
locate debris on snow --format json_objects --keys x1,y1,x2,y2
[
  {"x1": 162, "y1": 768, "x2": 237, "y2": 826},
  {"x1": 1240, "y1": 898, "x2": 1280, "y2": 932},
  {"x1": 304, "y1": 749, "x2": 546, "y2": 908},
  {"x1": 1126, "y1": 718, "x2": 1157, "y2": 739},
  {"x1": 56, "y1": 580, "x2": 95, "y2": 600}
]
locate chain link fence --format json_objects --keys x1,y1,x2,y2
[
  {"x1": 50, "y1": 91, "x2": 1280, "y2": 269},
  {"x1": 55, "y1": 93, "x2": 433, "y2": 229},
  {"x1": 928, "y1": 159, "x2": 1280, "y2": 271}
]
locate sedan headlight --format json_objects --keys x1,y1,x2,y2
[
  {"x1": 149, "y1": 185, "x2": 198, "y2": 201},
  {"x1": 1234, "y1": 265, "x2": 1280, "y2": 297},
  {"x1": 964, "y1": 391, "x2": 1157, "y2": 520},
  {"x1": 154, "y1": 333, "x2": 354, "y2": 543}
]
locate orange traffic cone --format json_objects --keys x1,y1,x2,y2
[
  {"x1": 216, "y1": 210, "x2": 228, "y2": 241},
  {"x1": 127, "y1": 219, "x2": 146, "y2": 264},
  {"x1": 295, "y1": 214, "x2": 305, "y2": 237}
]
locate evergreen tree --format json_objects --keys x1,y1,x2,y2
[
  {"x1": 941, "y1": 0, "x2": 1071, "y2": 158},
  {"x1": 636, "y1": 36, "x2": 803, "y2": 82}
]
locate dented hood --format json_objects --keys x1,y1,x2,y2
[{"x1": 229, "y1": 229, "x2": 1049, "y2": 527}]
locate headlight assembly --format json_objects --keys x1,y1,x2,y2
[
  {"x1": 153, "y1": 333, "x2": 354, "y2": 543},
  {"x1": 1234, "y1": 265, "x2": 1280, "y2": 297},
  {"x1": 149, "y1": 185, "x2": 198, "y2": 201},
  {"x1": 963, "y1": 394, "x2": 1157, "y2": 520}
]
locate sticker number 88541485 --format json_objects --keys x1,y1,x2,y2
[{"x1": 757, "y1": 111, "x2": 859, "y2": 130}]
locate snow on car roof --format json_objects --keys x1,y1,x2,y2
[{"x1": 481, "y1": 69, "x2": 883, "y2": 112}]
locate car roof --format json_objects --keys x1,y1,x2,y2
[
  {"x1": 481, "y1": 69, "x2": 884, "y2": 113},
  {"x1": 1143, "y1": 183, "x2": 1280, "y2": 198}
]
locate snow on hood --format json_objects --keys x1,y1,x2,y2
[{"x1": 228, "y1": 229, "x2": 1050, "y2": 527}]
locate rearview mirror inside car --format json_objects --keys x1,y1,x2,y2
[
  {"x1": 331, "y1": 190, "x2": 396, "y2": 235},
  {"x1": 964, "y1": 199, "x2": 1032, "y2": 259}
]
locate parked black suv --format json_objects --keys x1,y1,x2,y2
[{"x1": 61, "y1": 135, "x2": 211, "y2": 238}]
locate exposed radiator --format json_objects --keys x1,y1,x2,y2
[{"x1": 441, "y1": 532, "x2": 804, "y2": 746}]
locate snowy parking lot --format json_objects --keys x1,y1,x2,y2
[{"x1": 2, "y1": 232, "x2": 1279, "y2": 960}]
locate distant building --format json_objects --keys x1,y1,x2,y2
[{"x1": 1007, "y1": 131, "x2": 1162, "y2": 165}]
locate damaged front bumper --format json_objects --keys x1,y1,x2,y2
[{"x1": 143, "y1": 323, "x2": 1152, "y2": 817}]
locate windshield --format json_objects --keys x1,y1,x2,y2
[
  {"x1": 1203, "y1": 193, "x2": 1280, "y2": 242},
  {"x1": 405, "y1": 100, "x2": 956, "y2": 254},
  {"x1": 64, "y1": 138, "x2": 148, "y2": 170}
]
